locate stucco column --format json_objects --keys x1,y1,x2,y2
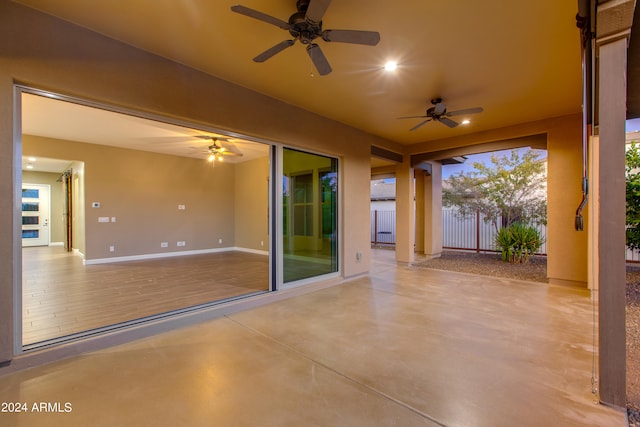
[
  {"x1": 593, "y1": 0, "x2": 635, "y2": 408},
  {"x1": 395, "y1": 156, "x2": 415, "y2": 264},
  {"x1": 596, "y1": 36, "x2": 628, "y2": 408},
  {"x1": 423, "y1": 162, "x2": 443, "y2": 259}
]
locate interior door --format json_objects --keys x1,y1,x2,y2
[{"x1": 22, "y1": 184, "x2": 50, "y2": 247}]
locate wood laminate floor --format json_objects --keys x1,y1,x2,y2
[{"x1": 22, "y1": 246, "x2": 269, "y2": 345}]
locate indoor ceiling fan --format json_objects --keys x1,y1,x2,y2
[
  {"x1": 230, "y1": 0, "x2": 381, "y2": 76},
  {"x1": 196, "y1": 136, "x2": 243, "y2": 162},
  {"x1": 398, "y1": 98, "x2": 484, "y2": 131}
]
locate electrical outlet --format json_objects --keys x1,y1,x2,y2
[
  {"x1": 109, "y1": 245, "x2": 115, "y2": 252},
  {"x1": 178, "y1": 204, "x2": 186, "y2": 210},
  {"x1": 218, "y1": 239, "x2": 223, "y2": 244},
  {"x1": 177, "y1": 241, "x2": 186, "y2": 247},
  {"x1": 161, "y1": 242, "x2": 168, "y2": 248}
]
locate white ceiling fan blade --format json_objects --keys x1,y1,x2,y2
[
  {"x1": 447, "y1": 107, "x2": 484, "y2": 117},
  {"x1": 306, "y1": 0, "x2": 332, "y2": 23},
  {"x1": 322, "y1": 30, "x2": 380, "y2": 46},
  {"x1": 230, "y1": 5, "x2": 290, "y2": 30},
  {"x1": 220, "y1": 141, "x2": 243, "y2": 156}
]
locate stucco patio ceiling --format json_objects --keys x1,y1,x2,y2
[{"x1": 15, "y1": 1, "x2": 590, "y2": 148}]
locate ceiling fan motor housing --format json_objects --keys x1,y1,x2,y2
[
  {"x1": 288, "y1": 12, "x2": 321, "y2": 43},
  {"x1": 296, "y1": 0, "x2": 311, "y2": 13}
]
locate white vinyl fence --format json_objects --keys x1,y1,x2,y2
[
  {"x1": 370, "y1": 208, "x2": 548, "y2": 254},
  {"x1": 371, "y1": 207, "x2": 640, "y2": 261},
  {"x1": 371, "y1": 210, "x2": 396, "y2": 244},
  {"x1": 442, "y1": 208, "x2": 547, "y2": 254}
]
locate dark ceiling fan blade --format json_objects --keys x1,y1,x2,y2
[
  {"x1": 322, "y1": 29, "x2": 380, "y2": 46},
  {"x1": 397, "y1": 115, "x2": 429, "y2": 120},
  {"x1": 409, "y1": 119, "x2": 432, "y2": 131},
  {"x1": 307, "y1": 43, "x2": 332, "y2": 75},
  {"x1": 438, "y1": 117, "x2": 459, "y2": 128},
  {"x1": 230, "y1": 5, "x2": 291, "y2": 30},
  {"x1": 446, "y1": 107, "x2": 484, "y2": 116},
  {"x1": 253, "y1": 40, "x2": 295, "y2": 62},
  {"x1": 305, "y1": 0, "x2": 332, "y2": 23}
]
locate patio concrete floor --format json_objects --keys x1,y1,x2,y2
[{"x1": 0, "y1": 249, "x2": 626, "y2": 426}]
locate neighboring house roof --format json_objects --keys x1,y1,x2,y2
[{"x1": 370, "y1": 181, "x2": 396, "y2": 201}]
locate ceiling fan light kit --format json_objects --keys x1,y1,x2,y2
[
  {"x1": 196, "y1": 136, "x2": 242, "y2": 162},
  {"x1": 231, "y1": 0, "x2": 380, "y2": 76}
]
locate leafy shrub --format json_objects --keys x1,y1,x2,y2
[
  {"x1": 627, "y1": 142, "x2": 640, "y2": 250},
  {"x1": 495, "y1": 223, "x2": 544, "y2": 263}
]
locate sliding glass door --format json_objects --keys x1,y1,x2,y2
[{"x1": 282, "y1": 148, "x2": 338, "y2": 283}]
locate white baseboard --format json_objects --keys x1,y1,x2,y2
[
  {"x1": 233, "y1": 247, "x2": 269, "y2": 256},
  {"x1": 84, "y1": 246, "x2": 268, "y2": 265}
]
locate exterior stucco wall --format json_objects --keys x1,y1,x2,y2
[{"x1": 547, "y1": 114, "x2": 588, "y2": 286}]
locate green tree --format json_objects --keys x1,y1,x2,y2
[
  {"x1": 443, "y1": 149, "x2": 547, "y2": 230},
  {"x1": 626, "y1": 142, "x2": 640, "y2": 250}
]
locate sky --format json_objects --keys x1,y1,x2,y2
[
  {"x1": 442, "y1": 148, "x2": 546, "y2": 179},
  {"x1": 628, "y1": 118, "x2": 640, "y2": 132},
  {"x1": 440, "y1": 118, "x2": 640, "y2": 180}
]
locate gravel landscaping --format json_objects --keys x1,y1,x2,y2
[{"x1": 412, "y1": 250, "x2": 640, "y2": 425}]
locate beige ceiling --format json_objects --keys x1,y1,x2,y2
[
  {"x1": 15, "y1": 0, "x2": 583, "y2": 149},
  {"x1": 21, "y1": 93, "x2": 271, "y2": 164}
]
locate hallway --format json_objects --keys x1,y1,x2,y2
[{"x1": 0, "y1": 250, "x2": 625, "y2": 426}]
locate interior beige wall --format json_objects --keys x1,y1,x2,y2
[
  {"x1": 22, "y1": 170, "x2": 65, "y2": 244},
  {"x1": 23, "y1": 135, "x2": 237, "y2": 260},
  {"x1": 234, "y1": 156, "x2": 270, "y2": 252},
  {"x1": 0, "y1": 2, "x2": 386, "y2": 362}
]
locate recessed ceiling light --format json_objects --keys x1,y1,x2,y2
[
  {"x1": 28, "y1": 157, "x2": 36, "y2": 161},
  {"x1": 384, "y1": 61, "x2": 398, "y2": 72},
  {"x1": 461, "y1": 119, "x2": 471, "y2": 125}
]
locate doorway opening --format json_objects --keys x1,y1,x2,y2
[{"x1": 19, "y1": 89, "x2": 272, "y2": 348}]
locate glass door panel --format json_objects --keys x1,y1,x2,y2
[
  {"x1": 21, "y1": 184, "x2": 50, "y2": 247},
  {"x1": 282, "y1": 148, "x2": 338, "y2": 282}
]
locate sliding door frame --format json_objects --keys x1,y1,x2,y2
[{"x1": 13, "y1": 84, "x2": 342, "y2": 355}]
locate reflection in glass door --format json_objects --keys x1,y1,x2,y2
[
  {"x1": 21, "y1": 184, "x2": 50, "y2": 247},
  {"x1": 283, "y1": 148, "x2": 338, "y2": 283}
]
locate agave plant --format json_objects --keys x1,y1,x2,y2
[{"x1": 495, "y1": 223, "x2": 544, "y2": 263}]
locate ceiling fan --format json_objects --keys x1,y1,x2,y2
[
  {"x1": 196, "y1": 136, "x2": 243, "y2": 162},
  {"x1": 230, "y1": 0, "x2": 381, "y2": 76},
  {"x1": 398, "y1": 98, "x2": 484, "y2": 131}
]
